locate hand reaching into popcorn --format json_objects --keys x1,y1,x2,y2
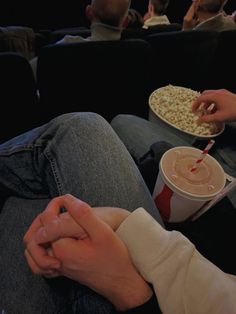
[{"x1": 192, "y1": 89, "x2": 236, "y2": 123}]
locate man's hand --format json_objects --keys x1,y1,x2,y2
[
  {"x1": 182, "y1": 1, "x2": 199, "y2": 30},
  {"x1": 192, "y1": 89, "x2": 236, "y2": 123}
]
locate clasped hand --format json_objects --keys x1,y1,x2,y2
[{"x1": 23, "y1": 194, "x2": 153, "y2": 311}]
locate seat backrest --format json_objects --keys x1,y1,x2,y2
[
  {"x1": 146, "y1": 30, "x2": 219, "y2": 92},
  {"x1": 210, "y1": 30, "x2": 236, "y2": 93},
  {"x1": 49, "y1": 27, "x2": 91, "y2": 44},
  {"x1": 0, "y1": 26, "x2": 35, "y2": 60},
  {"x1": 37, "y1": 39, "x2": 152, "y2": 122},
  {"x1": 0, "y1": 52, "x2": 41, "y2": 143},
  {"x1": 121, "y1": 23, "x2": 182, "y2": 40}
]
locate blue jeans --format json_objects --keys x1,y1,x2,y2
[
  {"x1": 111, "y1": 114, "x2": 236, "y2": 206},
  {"x1": 0, "y1": 112, "x2": 163, "y2": 314}
]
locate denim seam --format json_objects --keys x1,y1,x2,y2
[
  {"x1": 44, "y1": 150, "x2": 63, "y2": 196},
  {"x1": 0, "y1": 143, "x2": 42, "y2": 156}
]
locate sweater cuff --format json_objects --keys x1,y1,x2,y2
[
  {"x1": 118, "y1": 292, "x2": 161, "y2": 314},
  {"x1": 116, "y1": 207, "x2": 173, "y2": 281}
]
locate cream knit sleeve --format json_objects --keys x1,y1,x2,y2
[{"x1": 116, "y1": 208, "x2": 236, "y2": 314}]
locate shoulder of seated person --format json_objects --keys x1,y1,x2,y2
[{"x1": 60, "y1": 34, "x2": 86, "y2": 44}]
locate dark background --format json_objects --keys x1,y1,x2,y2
[{"x1": 0, "y1": 0, "x2": 235, "y2": 30}]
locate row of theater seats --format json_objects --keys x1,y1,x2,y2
[
  {"x1": 37, "y1": 23, "x2": 182, "y2": 45},
  {"x1": 0, "y1": 24, "x2": 183, "y2": 58},
  {"x1": 1, "y1": 29, "x2": 236, "y2": 144}
]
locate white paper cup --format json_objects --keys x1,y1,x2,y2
[{"x1": 153, "y1": 146, "x2": 226, "y2": 222}]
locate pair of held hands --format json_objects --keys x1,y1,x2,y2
[{"x1": 23, "y1": 194, "x2": 153, "y2": 311}]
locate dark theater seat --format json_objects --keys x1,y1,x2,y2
[
  {"x1": 121, "y1": 23, "x2": 182, "y2": 40},
  {"x1": 37, "y1": 39, "x2": 152, "y2": 122},
  {"x1": 0, "y1": 52, "x2": 43, "y2": 143},
  {"x1": 146, "y1": 29, "x2": 219, "y2": 92},
  {"x1": 210, "y1": 30, "x2": 236, "y2": 93}
]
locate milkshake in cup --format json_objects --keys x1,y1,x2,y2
[{"x1": 153, "y1": 146, "x2": 226, "y2": 223}]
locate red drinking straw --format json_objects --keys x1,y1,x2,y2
[{"x1": 190, "y1": 139, "x2": 215, "y2": 172}]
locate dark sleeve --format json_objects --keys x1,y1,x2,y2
[
  {"x1": 137, "y1": 140, "x2": 173, "y2": 193},
  {"x1": 118, "y1": 293, "x2": 162, "y2": 314}
]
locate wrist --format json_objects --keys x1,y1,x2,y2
[
  {"x1": 112, "y1": 209, "x2": 130, "y2": 231},
  {"x1": 95, "y1": 207, "x2": 130, "y2": 231}
]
